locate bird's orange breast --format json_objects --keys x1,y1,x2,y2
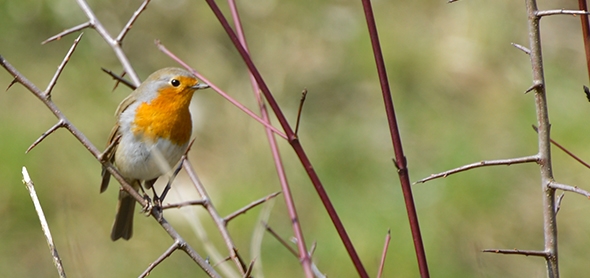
[{"x1": 132, "y1": 87, "x2": 194, "y2": 145}]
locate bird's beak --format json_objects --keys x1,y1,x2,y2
[{"x1": 191, "y1": 82, "x2": 210, "y2": 90}]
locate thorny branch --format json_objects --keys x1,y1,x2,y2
[{"x1": 1, "y1": 43, "x2": 220, "y2": 277}]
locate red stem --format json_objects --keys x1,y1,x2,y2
[
  {"x1": 226, "y1": 0, "x2": 313, "y2": 276},
  {"x1": 204, "y1": 0, "x2": 368, "y2": 276},
  {"x1": 579, "y1": 0, "x2": 590, "y2": 82},
  {"x1": 359, "y1": 0, "x2": 430, "y2": 277}
]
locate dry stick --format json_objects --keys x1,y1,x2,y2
[
  {"x1": 579, "y1": 0, "x2": 590, "y2": 82},
  {"x1": 526, "y1": 1, "x2": 559, "y2": 276},
  {"x1": 22, "y1": 167, "x2": 67, "y2": 278},
  {"x1": 225, "y1": 0, "x2": 314, "y2": 276},
  {"x1": 182, "y1": 158, "x2": 248, "y2": 275},
  {"x1": 224, "y1": 191, "x2": 281, "y2": 224},
  {"x1": 377, "y1": 229, "x2": 391, "y2": 278},
  {"x1": 0, "y1": 55, "x2": 219, "y2": 278},
  {"x1": 414, "y1": 155, "x2": 539, "y2": 184},
  {"x1": 482, "y1": 249, "x2": 548, "y2": 257},
  {"x1": 203, "y1": 1, "x2": 368, "y2": 276},
  {"x1": 359, "y1": 0, "x2": 428, "y2": 276}
]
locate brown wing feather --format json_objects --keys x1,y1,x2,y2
[{"x1": 100, "y1": 92, "x2": 137, "y2": 193}]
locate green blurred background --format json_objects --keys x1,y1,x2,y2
[{"x1": 1, "y1": 0, "x2": 590, "y2": 277}]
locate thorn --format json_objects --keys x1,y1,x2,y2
[
  {"x1": 525, "y1": 82, "x2": 543, "y2": 94},
  {"x1": 511, "y1": 43, "x2": 531, "y2": 55},
  {"x1": 6, "y1": 77, "x2": 18, "y2": 91}
]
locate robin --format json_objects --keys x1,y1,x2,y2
[{"x1": 100, "y1": 67, "x2": 209, "y2": 241}]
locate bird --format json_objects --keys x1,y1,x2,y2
[{"x1": 100, "y1": 67, "x2": 209, "y2": 241}]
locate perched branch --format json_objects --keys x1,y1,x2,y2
[
  {"x1": 1, "y1": 51, "x2": 219, "y2": 277},
  {"x1": 161, "y1": 200, "x2": 207, "y2": 210},
  {"x1": 22, "y1": 167, "x2": 67, "y2": 278},
  {"x1": 414, "y1": 155, "x2": 539, "y2": 184}
]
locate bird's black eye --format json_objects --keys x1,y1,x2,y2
[{"x1": 170, "y1": 79, "x2": 181, "y2": 87}]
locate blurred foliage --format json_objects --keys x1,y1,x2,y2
[{"x1": 1, "y1": 0, "x2": 590, "y2": 277}]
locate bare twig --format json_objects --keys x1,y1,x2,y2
[
  {"x1": 548, "y1": 182, "x2": 590, "y2": 198},
  {"x1": 224, "y1": 191, "x2": 281, "y2": 224},
  {"x1": 295, "y1": 88, "x2": 308, "y2": 135},
  {"x1": 532, "y1": 125, "x2": 590, "y2": 169},
  {"x1": 262, "y1": 222, "x2": 298, "y2": 257},
  {"x1": 414, "y1": 155, "x2": 539, "y2": 184},
  {"x1": 377, "y1": 229, "x2": 391, "y2": 278},
  {"x1": 22, "y1": 167, "x2": 67, "y2": 278},
  {"x1": 140, "y1": 241, "x2": 181, "y2": 278},
  {"x1": 116, "y1": 0, "x2": 151, "y2": 43},
  {"x1": 483, "y1": 249, "x2": 548, "y2": 257},
  {"x1": 242, "y1": 260, "x2": 255, "y2": 278},
  {"x1": 26, "y1": 120, "x2": 66, "y2": 153},
  {"x1": 536, "y1": 9, "x2": 590, "y2": 17},
  {"x1": 45, "y1": 33, "x2": 84, "y2": 97},
  {"x1": 42, "y1": 22, "x2": 92, "y2": 44},
  {"x1": 101, "y1": 68, "x2": 136, "y2": 90}
]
